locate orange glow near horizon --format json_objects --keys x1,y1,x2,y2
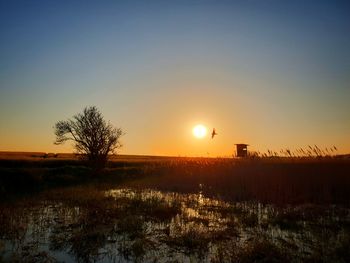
[{"x1": 0, "y1": 1, "x2": 349, "y2": 157}]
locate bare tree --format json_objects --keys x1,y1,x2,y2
[{"x1": 54, "y1": 106, "x2": 123, "y2": 168}]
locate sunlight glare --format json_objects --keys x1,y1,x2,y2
[{"x1": 193, "y1": 124, "x2": 207, "y2": 139}]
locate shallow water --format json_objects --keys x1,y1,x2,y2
[{"x1": 1, "y1": 187, "x2": 349, "y2": 262}]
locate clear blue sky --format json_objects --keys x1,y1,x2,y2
[{"x1": 1, "y1": 0, "x2": 349, "y2": 156}]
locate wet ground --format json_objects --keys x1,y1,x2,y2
[{"x1": 1, "y1": 186, "x2": 349, "y2": 262}]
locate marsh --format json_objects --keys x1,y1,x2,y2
[{"x1": 1, "y1": 156, "x2": 350, "y2": 262}]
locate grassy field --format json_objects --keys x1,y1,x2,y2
[
  {"x1": 0, "y1": 152, "x2": 350, "y2": 262},
  {"x1": 1, "y1": 151, "x2": 349, "y2": 205}
]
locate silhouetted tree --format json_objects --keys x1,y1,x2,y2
[{"x1": 54, "y1": 106, "x2": 123, "y2": 168}]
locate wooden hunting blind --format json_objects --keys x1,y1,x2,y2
[{"x1": 235, "y1": 144, "x2": 249, "y2": 157}]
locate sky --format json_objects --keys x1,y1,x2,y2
[{"x1": 0, "y1": 0, "x2": 349, "y2": 156}]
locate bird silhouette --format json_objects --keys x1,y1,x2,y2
[{"x1": 211, "y1": 128, "x2": 218, "y2": 139}]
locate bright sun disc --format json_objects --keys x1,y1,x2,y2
[{"x1": 193, "y1": 124, "x2": 207, "y2": 138}]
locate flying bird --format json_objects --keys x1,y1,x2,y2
[{"x1": 211, "y1": 128, "x2": 218, "y2": 139}]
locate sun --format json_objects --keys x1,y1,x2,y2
[{"x1": 193, "y1": 124, "x2": 207, "y2": 139}]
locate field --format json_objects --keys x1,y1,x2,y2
[{"x1": 1, "y1": 152, "x2": 350, "y2": 262}]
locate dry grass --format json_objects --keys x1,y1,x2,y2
[
  {"x1": 1, "y1": 186, "x2": 349, "y2": 262},
  {"x1": 1, "y1": 153, "x2": 350, "y2": 205},
  {"x1": 120, "y1": 157, "x2": 350, "y2": 206},
  {"x1": 1, "y1": 152, "x2": 349, "y2": 261}
]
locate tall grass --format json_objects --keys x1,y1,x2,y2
[
  {"x1": 122, "y1": 157, "x2": 350, "y2": 206},
  {"x1": 1, "y1": 155, "x2": 349, "y2": 206}
]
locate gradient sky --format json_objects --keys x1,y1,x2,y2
[{"x1": 1, "y1": 0, "x2": 349, "y2": 156}]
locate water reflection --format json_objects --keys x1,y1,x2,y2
[{"x1": 0, "y1": 188, "x2": 349, "y2": 262}]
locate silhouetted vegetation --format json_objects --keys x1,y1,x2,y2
[
  {"x1": 1, "y1": 154, "x2": 350, "y2": 262},
  {"x1": 1, "y1": 155, "x2": 350, "y2": 205},
  {"x1": 121, "y1": 157, "x2": 350, "y2": 206},
  {"x1": 54, "y1": 106, "x2": 123, "y2": 169}
]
